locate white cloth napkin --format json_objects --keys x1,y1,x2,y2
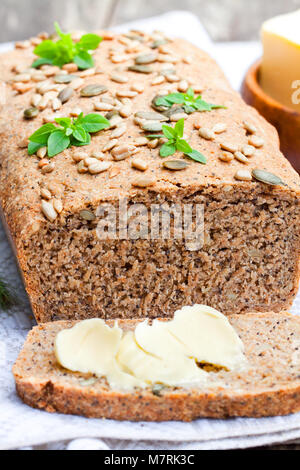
[{"x1": 0, "y1": 10, "x2": 299, "y2": 451}]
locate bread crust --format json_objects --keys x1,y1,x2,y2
[
  {"x1": 14, "y1": 378, "x2": 300, "y2": 421},
  {"x1": 12, "y1": 314, "x2": 300, "y2": 420}
]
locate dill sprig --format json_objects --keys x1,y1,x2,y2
[{"x1": 0, "y1": 276, "x2": 16, "y2": 310}]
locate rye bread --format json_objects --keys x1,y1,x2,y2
[
  {"x1": 13, "y1": 312, "x2": 300, "y2": 421},
  {"x1": 0, "y1": 32, "x2": 299, "y2": 323}
]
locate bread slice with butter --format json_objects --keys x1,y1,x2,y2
[{"x1": 13, "y1": 312, "x2": 300, "y2": 421}]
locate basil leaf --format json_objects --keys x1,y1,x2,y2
[
  {"x1": 176, "y1": 139, "x2": 192, "y2": 153},
  {"x1": 74, "y1": 51, "x2": 94, "y2": 70},
  {"x1": 155, "y1": 96, "x2": 172, "y2": 107},
  {"x1": 55, "y1": 117, "x2": 72, "y2": 128},
  {"x1": 31, "y1": 57, "x2": 54, "y2": 68},
  {"x1": 185, "y1": 149, "x2": 207, "y2": 164},
  {"x1": 163, "y1": 93, "x2": 185, "y2": 104},
  {"x1": 160, "y1": 143, "x2": 176, "y2": 157},
  {"x1": 28, "y1": 141, "x2": 44, "y2": 156},
  {"x1": 33, "y1": 40, "x2": 57, "y2": 60},
  {"x1": 174, "y1": 118, "x2": 184, "y2": 138},
  {"x1": 77, "y1": 33, "x2": 102, "y2": 51},
  {"x1": 47, "y1": 130, "x2": 70, "y2": 157},
  {"x1": 71, "y1": 132, "x2": 91, "y2": 146},
  {"x1": 29, "y1": 123, "x2": 56, "y2": 144},
  {"x1": 81, "y1": 113, "x2": 110, "y2": 133},
  {"x1": 186, "y1": 87, "x2": 194, "y2": 98},
  {"x1": 73, "y1": 125, "x2": 87, "y2": 142},
  {"x1": 162, "y1": 124, "x2": 176, "y2": 140}
]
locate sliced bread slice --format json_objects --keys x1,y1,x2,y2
[{"x1": 13, "y1": 313, "x2": 300, "y2": 421}]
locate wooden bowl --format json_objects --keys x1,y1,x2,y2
[{"x1": 241, "y1": 59, "x2": 300, "y2": 173}]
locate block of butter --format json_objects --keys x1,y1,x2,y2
[
  {"x1": 55, "y1": 305, "x2": 246, "y2": 391},
  {"x1": 260, "y1": 9, "x2": 300, "y2": 110}
]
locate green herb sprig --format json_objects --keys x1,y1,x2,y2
[
  {"x1": 155, "y1": 87, "x2": 225, "y2": 114},
  {"x1": 0, "y1": 276, "x2": 16, "y2": 310},
  {"x1": 149, "y1": 118, "x2": 207, "y2": 163},
  {"x1": 28, "y1": 113, "x2": 110, "y2": 157},
  {"x1": 32, "y1": 22, "x2": 102, "y2": 70}
]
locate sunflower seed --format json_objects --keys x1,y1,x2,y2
[
  {"x1": 135, "y1": 111, "x2": 168, "y2": 121},
  {"x1": 116, "y1": 90, "x2": 138, "y2": 98},
  {"x1": 112, "y1": 144, "x2": 136, "y2": 160},
  {"x1": 41, "y1": 201, "x2": 57, "y2": 221},
  {"x1": 212, "y1": 122, "x2": 227, "y2": 134},
  {"x1": 53, "y1": 199, "x2": 63, "y2": 214},
  {"x1": 94, "y1": 101, "x2": 114, "y2": 111},
  {"x1": 110, "y1": 73, "x2": 128, "y2": 83},
  {"x1": 13, "y1": 73, "x2": 31, "y2": 82},
  {"x1": 24, "y1": 107, "x2": 39, "y2": 119},
  {"x1": 130, "y1": 82, "x2": 145, "y2": 93},
  {"x1": 199, "y1": 127, "x2": 215, "y2": 140},
  {"x1": 111, "y1": 54, "x2": 129, "y2": 64},
  {"x1": 131, "y1": 175, "x2": 156, "y2": 187},
  {"x1": 41, "y1": 162, "x2": 55, "y2": 174},
  {"x1": 40, "y1": 188, "x2": 52, "y2": 200},
  {"x1": 241, "y1": 144, "x2": 256, "y2": 157},
  {"x1": 131, "y1": 158, "x2": 148, "y2": 171},
  {"x1": 80, "y1": 84, "x2": 108, "y2": 97},
  {"x1": 103, "y1": 139, "x2": 118, "y2": 152},
  {"x1": 54, "y1": 74, "x2": 77, "y2": 84},
  {"x1": 219, "y1": 151, "x2": 234, "y2": 162},
  {"x1": 234, "y1": 169, "x2": 252, "y2": 181},
  {"x1": 220, "y1": 142, "x2": 238, "y2": 153},
  {"x1": 89, "y1": 161, "x2": 112, "y2": 174},
  {"x1": 80, "y1": 209, "x2": 96, "y2": 221},
  {"x1": 243, "y1": 120, "x2": 257, "y2": 134},
  {"x1": 177, "y1": 79, "x2": 189, "y2": 92},
  {"x1": 151, "y1": 75, "x2": 165, "y2": 86},
  {"x1": 62, "y1": 63, "x2": 78, "y2": 73},
  {"x1": 170, "y1": 112, "x2": 188, "y2": 121},
  {"x1": 135, "y1": 53, "x2": 157, "y2": 64},
  {"x1": 119, "y1": 104, "x2": 132, "y2": 118},
  {"x1": 70, "y1": 78, "x2": 85, "y2": 90},
  {"x1": 36, "y1": 147, "x2": 47, "y2": 159},
  {"x1": 111, "y1": 124, "x2": 127, "y2": 138},
  {"x1": 58, "y1": 87, "x2": 74, "y2": 103},
  {"x1": 234, "y1": 151, "x2": 249, "y2": 163},
  {"x1": 79, "y1": 68, "x2": 96, "y2": 78},
  {"x1": 248, "y1": 135, "x2": 264, "y2": 148},
  {"x1": 163, "y1": 160, "x2": 188, "y2": 170},
  {"x1": 31, "y1": 93, "x2": 42, "y2": 107},
  {"x1": 252, "y1": 169, "x2": 284, "y2": 186},
  {"x1": 77, "y1": 160, "x2": 88, "y2": 173},
  {"x1": 128, "y1": 65, "x2": 153, "y2": 74},
  {"x1": 72, "y1": 151, "x2": 89, "y2": 162}
]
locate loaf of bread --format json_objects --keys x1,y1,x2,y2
[
  {"x1": 12, "y1": 312, "x2": 300, "y2": 421},
  {"x1": 0, "y1": 30, "x2": 299, "y2": 323}
]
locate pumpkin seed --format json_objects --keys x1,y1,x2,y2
[
  {"x1": 24, "y1": 107, "x2": 39, "y2": 119},
  {"x1": 58, "y1": 86, "x2": 74, "y2": 103},
  {"x1": 151, "y1": 39, "x2": 168, "y2": 49},
  {"x1": 135, "y1": 111, "x2": 168, "y2": 121},
  {"x1": 80, "y1": 84, "x2": 108, "y2": 97},
  {"x1": 151, "y1": 95, "x2": 169, "y2": 112},
  {"x1": 128, "y1": 65, "x2": 153, "y2": 74},
  {"x1": 80, "y1": 209, "x2": 96, "y2": 221},
  {"x1": 163, "y1": 160, "x2": 188, "y2": 170},
  {"x1": 142, "y1": 121, "x2": 163, "y2": 132},
  {"x1": 252, "y1": 169, "x2": 284, "y2": 186},
  {"x1": 54, "y1": 74, "x2": 77, "y2": 84},
  {"x1": 105, "y1": 110, "x2": 119, "y2": 120},
  {"x1": 163, "y1": 106, "x2": 185, "y2": 118},
  {"x1": 135, "y1": 53, "x2": 157, "y2": 64}
]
